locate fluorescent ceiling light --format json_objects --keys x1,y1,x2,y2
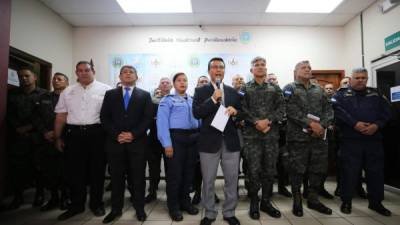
[
  {"x1": 265, "y1": 0, "x2": 344, "y2": 13},
  {"x1": 116, "y1": 0, "x2": 192, "y2": 13}
]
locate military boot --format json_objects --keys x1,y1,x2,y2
[
  {"x1": 291, "y1": 175, "x2": 304, "y2": 217},
  {"x1": 260, "y1": 184, "x2": 281, "y2": 218},
  {"x1": 307, "y1": 201, "x2": 332, "y2": 215},
  {"x1": 249, "y1": 197, "x2": 260, "y2": 220},
  {"x1": 292, "y1": 192, "x2": 303, "y2": 217}
]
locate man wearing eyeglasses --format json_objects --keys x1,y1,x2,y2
[{"x1": 193, "y1": 57, "x2": 242, "y2": 225}]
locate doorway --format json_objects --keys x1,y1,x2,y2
[
  {"x1": 372, "y1": 51, "x2": 400, "y2": 190},
  {"x1": 4, "y1": 47, "x2": 52, "y2": 198}
]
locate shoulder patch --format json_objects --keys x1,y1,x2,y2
[{"x1": 284, "y1": 90, "x2": 292, "y2": 96}]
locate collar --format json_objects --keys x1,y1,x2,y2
[
  {"x1": 210, "y1": 81, "x2": 224, "y2": 90},
  {"x1": 79, "y1": 79, "x2": 96, "y2": 89},
  {"x1": 20, "y1": 86, "x2": 41, "y2": 95},
  {"x1": 172, "y1": 91, "x2": 189, "y2": 99},
  {"x1": 123, "y1": 85, "x2": 135, "y2": 90},
  {"x1": 249, "y1": 79, "x2": 266, "y2": 86},
  {"x1": 294, "y1": 80, "x2": 315, "y2": 88}
]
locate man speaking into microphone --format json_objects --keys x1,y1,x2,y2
[{"x1": 193, "y1": 57, "x2": 242, "y2": 225}]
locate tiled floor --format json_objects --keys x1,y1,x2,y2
[{"x1": 1, "y1": 180, "x2": 400, "y2": 225}]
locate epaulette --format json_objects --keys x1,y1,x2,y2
[{"x1": 344, "y1": 88, "x2": 353, "y2": 97}]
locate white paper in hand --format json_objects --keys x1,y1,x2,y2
[{"x1": 211, "y1": 105, "x2": 229, "y2": 132}]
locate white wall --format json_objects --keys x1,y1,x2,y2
[
  {"x1": 10, "y1": 0, "x2": 73, "y2": 77},
  {"x1": 73, "y1": 26, "x2": 345, "y2": 90},
  {"x1": 344, "y1": 15, "x2": 362, "y2": 76},
  {"x1": 344, "y1": 0, "x2": 400, "y2": 85}
]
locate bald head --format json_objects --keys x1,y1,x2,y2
[{"x1": 232, "y1": 74, "x2": 244, "y2": 91}]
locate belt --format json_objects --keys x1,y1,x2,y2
[
  {"x1": 169, "y1": 129, "x2": 199, "y2": 134},
  {"x1": 66, "y1": 124, "x2": 101, "y2": 130}
]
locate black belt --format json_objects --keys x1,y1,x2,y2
[
  {"x1": 66, "y1": 124, "x2": 101, "y2": 130},
  {"x1": 170, "y1": 129, "x2": 199, "y2": 134}
]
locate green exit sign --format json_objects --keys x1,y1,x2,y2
[{"x1": 385, "y1": 31, "x2": 400, "y2": 52}]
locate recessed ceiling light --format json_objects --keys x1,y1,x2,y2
[
  {"x1": 116, "y1": 0, "x2": 192, "y2": 13},
  {"x1": 265, "y1": 0, "x2": 344, "y2": 13}
]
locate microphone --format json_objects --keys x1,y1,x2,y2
[
  {"x1": 216, "y1": 78, "x2": 221, "y2": 89},
  {"x1": 215, "y1": 78, "x2": 222, "y2": 103}
]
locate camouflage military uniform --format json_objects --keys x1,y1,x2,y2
[
  {"x1": 283, "y1": 81, "x2": 333, "y2": 203},
  {"x1": 6, "y1": 87, "x2": 48, "y2": 197},
  {"x1": 32, "y1": 92, "x2": 64, "y2": 192},
  {"x1": 241, "y1": 80, "x2": 285, "y2": 201}
]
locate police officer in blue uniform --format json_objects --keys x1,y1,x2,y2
[
  {"x1": 332, "y1": 67, "x2": 392, "y2": 216},
  {"x1": 157, "y1": 72, "x2": 200, "y2": 221}
]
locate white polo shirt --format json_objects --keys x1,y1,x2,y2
[{"x1": 55, "y1": 80, "x2": 111, "y2": 125}]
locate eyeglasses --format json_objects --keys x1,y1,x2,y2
[{"x1": 210, "y1": 65, "x2": 225, "y2": 70}]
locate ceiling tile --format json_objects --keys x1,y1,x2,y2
[
  {"x1": 192, "y1": 0, "x2": 270, "y2": 13},
  {"x1": 39, "y1": 0, "x2": 372, "y2": 26},
  {"x1": 333, "y1": 0, "x2": 376, "y2": 14},
  {"x1": 261, "y1": 13, "x2": 327, "y2": 26},
  {"x1": 41, "y1": 0, "x2": 124, "y2": 14},
  {"x1": 126, "y1": 14, "x2": 196, "y2": 26},
  {"x1": 318, "y1": 13, "x2": 356, "y2": 26},
  {"x1": 195, "y1": 13, "x2": 263, "y2": 25},
  {"x1": 62, "y1": 13, "x2": 132, "y2": 26}
]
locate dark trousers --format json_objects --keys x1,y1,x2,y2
[
  {"x1": 64, "y1": 124, "x2": 106, "y2": 211},
  {"x1": 340, "y1": 139, "x2": 384, "y2": 203},
  {"x1": 277, "y1": 145, "x2": 289, "y2": 187},
  {"x1": 192, "y1": 155, "x2": 202, "y2": 193},
  {"x1": 37, "y1": 143, "x2": 67, "y2": 193},
  {"x1": 107, "y1": 138, "x2": 146, "y2": 212},
  {"x1": 164, "y1": 131, "x2": 198, "y2": 212},
  {"x1": 336, "y1": 148, "x2": 365, "y2": 192},
  {"x1": 146, "y1": 135, "x2": 166, "y2": 192},
  {"x1": 7, "y1": 134, "x2": 35, "y2": 196}
]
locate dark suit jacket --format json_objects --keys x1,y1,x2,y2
[
  {"x1": 100, "y1": 86, "x2": 152, "y2": 150},
  {"x1": 193, "y1": 83, "x2": 242, "y2": 153}
]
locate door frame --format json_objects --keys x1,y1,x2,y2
[
  {"x1": 370, "y1": 50, "x2": 400, "y2": 194},
  {"x1": 371, "y1": 50, "x2": 400, "y2": 88},
  {"x1": 8, "y1": 46, "x2": 52, "y2": 90}
]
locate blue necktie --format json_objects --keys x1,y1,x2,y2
[{"x1": 123, "y1": 87, "x2": 131, "y2": 110}]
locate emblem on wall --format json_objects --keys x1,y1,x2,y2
[
  {"x1": 189, "y1": 56, "x2": 200, "y2": 68},
  {"x1": 112, "y1": 56, "x2": 124, "y2": 68},
  {"x1": 239, "y1": 31, "x2": 251, "y2": 44}
]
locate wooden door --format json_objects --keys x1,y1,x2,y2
[{"x1": 311, "y1": 70, "x2": 345, "y2": 90}]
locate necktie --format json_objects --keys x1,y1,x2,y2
[{"x1": 124, "y1": 87, "x2": 131, "y2": 110}]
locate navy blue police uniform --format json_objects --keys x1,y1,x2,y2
[{"x1": 332, "y1": 87, "x2": 391, "y2": 204}]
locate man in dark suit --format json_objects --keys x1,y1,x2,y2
[
  {"x1": 193, "y1": 57, "x2": 242, "y2": 225},
  {"x1": 100, "y1": 65, "x2": 152, "y2": 223}
]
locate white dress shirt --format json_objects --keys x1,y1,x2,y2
[
  {"x1": 122, "y1": 85, "x2": 134, "y2": 98},
  {"x1": 55, "y1": 80, "x2": 111, "y2": 125}
]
